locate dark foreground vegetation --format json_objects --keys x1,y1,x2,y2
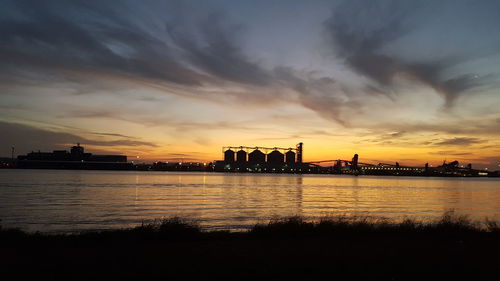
[{"x1": 2, "y1": 213, "x2": 500, "y2": 281}]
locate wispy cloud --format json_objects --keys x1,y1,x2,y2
[
  {"x1": 1, "y1": 0, "x2": 500, "y2": 167},
  {"x1": 0, "y1": 121, "x2": 157, "y2": 156},
  {"x1": 433, "y1": 137, "x2": 483, "y2": 146},
  {"x1": 324, "y1": 0, "x2": 498, "y2": 107}
]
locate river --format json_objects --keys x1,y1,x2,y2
[{"x1": 0, "y1": 169, "x2": 499, "y2": 232}]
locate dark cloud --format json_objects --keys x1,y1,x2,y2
[
  {"x1": 433, "y1": 137, "x2": 482, "y2": 146},
  {"x1": 0, "y1": 0, "x2": 282, "y2": 91},
  {"x1": 161, "y1": 152, "x2": 209, "y2": 161},
  {"x1": 1, "y1": 0, "x2": 499, "y2": 133},
  {"x1": 474, "y1": 156, "x2": 500, "y2": 169},
  {"x1": 0, "y1": 121, "x2": 157, "y2": 157},
  {"x1": 0, "y1": 1, "x2": 210, "y2": 86},
  {"x1": 389, "y1": 131, "x2": 405, "y2": 138},
  {"x1": 91, "y1": 132, "x2": 137, "y2": 139},
  {"x1": 430, "y1": 151, "x2": 473, "y2": 156},
  {"x1": 324, "y1": 0, "x2": 495, "y2": 106},
  {"x1": 361, "y1": 131, "x2": 408, "y2": 145},
  {"x1": 0, "y1": 0, "x2": 354, "y2": 126},
  {"x1": 273, "y1": 66, "x2": 349, "y2": 125},
  {"x1": 89, "y1": 139, "x2": 159, "y2": 147},
  {"x1": 167, "y1": 153, "x2": 192, "y2": 157},
  {"x1": 166, "y1": 11, "x2": 272, "y2": 86},
  {"x1": 368, "y1": 118, "x2": 500, "y2": 137},
  {"x1": 254, "y1": 135, "x2": 301, "y2": 141}
]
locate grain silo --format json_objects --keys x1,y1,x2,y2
[
  {"x1": 236, "y1": 149, "x2": 247, "y2": 163},
  {"x1": 267, "y1": 150, "x2": 284, "y2": 163},
  {"x1": 224, "y1": 149, "x2": 235, "y2": 163},
  {"x1": 285, "y1": 150, "x2": 296, "y2": 164},
  {"x1": 248, "y1": 149, "x2": 265, "y2": 163}
]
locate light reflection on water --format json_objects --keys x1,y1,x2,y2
[{"x1": 0, "y1": 169, "x2": 499, "y2": 233}]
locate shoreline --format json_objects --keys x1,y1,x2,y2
[
  {"x1": 3, "y1": 212, "x2": 500, "y2": 235},
  {"x1": 2, "y1": 214, "x2": 500, "y2": 280},
  {"x1": 2, "y1": 167, "x2": 500, "y2": 178}
]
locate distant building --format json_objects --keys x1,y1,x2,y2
[
  {"x1": 16, "y1": 144, "x2": 130, "y2": 170},
  {"x1": 215, "y1": 143, "x2": 308, "y2": 173},
  {"x1": 248, "y1": 149, "x2": 265, "y2": 163},
  {"x1": 18, "y1": 143, "x2": 127, "y2": 162},
  {"x1": 267, "y1": 150, "x2": 284, "y2": 163}
]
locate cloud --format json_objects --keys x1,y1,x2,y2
[
  {"x1": 160, "y1": 152, "x2": 210, "y2": 162},
  {"x1": 366, "y1": 118, "x2": 500, "y2": 137},
  {"x1": 429, "y1": 151, "x2": 473, "y2": 156},
  {"x1": 324, "y1": 0, "x2": 496, "y2": 107},
  {"x1": 273, "y1": 66, "x2": 351, "y2": 125},
  {"x1": 0, "y1": 0, "x2": 281, "y2": 93},
  {"x1": 361, "y1": 131, "x2": 408, "y2": 145},
  {"x1": 166, "y1": 11, "x2": 272, "y2": 86},
  {"x1": 91, "y1": 132, "x2": 138, "y2": 139},
  {"x1": 0, "y1": 0, "x2": 358, "y2": 127},
  {"x1": 433, "y1": 137, "x2": 482, "y2": 146},
  {"x1": 0, "y1": 121, "x2": 158, "y2": 157},
  {"x1": 1, "y1": 0, "x2": 499, "y2": 136},
  {"x1": 0, "y1": 1, "x2": 204, "y2": 86}
]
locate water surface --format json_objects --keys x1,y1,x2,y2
[{"x1": 0, "y1": 169, "x2": 499, "y2": 232}]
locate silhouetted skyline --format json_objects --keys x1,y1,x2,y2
[{"x1": 1, "y1": 0, "x2": 500, "y2": 169}]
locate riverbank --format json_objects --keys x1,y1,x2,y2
[
  {"x1": 2, "y1": 165, "x2": 500, "y2": 177},
  {"x1": 2, "y1": 214, "x2": 500, "y2": 280}
]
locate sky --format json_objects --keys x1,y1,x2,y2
[{"x1": 1, "y1": 0, "x2": 500, "y2": 169}]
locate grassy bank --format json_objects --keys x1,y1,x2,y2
[{"x1": 2, "y1": 213, "x2": 500, "y2": 280}]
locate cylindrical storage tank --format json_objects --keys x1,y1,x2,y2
[
  {"x1": 267, "y1": 150, "x2": 284, "y2": 163},
  {"x1": 236, "y1": 150, "x2": 247, "y2": 163},
  {"x1": 224, "y1": 149, "x2": 235, "y2": 163},
  {"x1": 285, "y1": 150, "x2": 295, "y2": 163},
  {"x1": 248, "y1": 149, "x2": 265, "y2": 163}
]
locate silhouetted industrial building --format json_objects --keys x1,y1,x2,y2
[
  {"x1": 214, "y1": 142, "x2": 497, "y2": 176},
  {"x1": 248, "y1": 149, "x2": 266, "y2": 163},
  {"x1": 18, "y1": 144, "x2": 127, "y2": 162},
  {"x1": 267, "y1": 150, "x2": 284, "y2": 163},
  {"x1": 215, "y1": 143, "x2": 307, "y2": 173},
  {"x1": 351, "y1": 154, "x2": 358, "y2": 170},
  {"x1": 224, "y1": 149, "x2": 235, "y2": 163},
  {"x1": 16, "y1": 144, "x2": 131, "y2": 170},
  {"x1": 236, "y1": 149, "x2": 247, "y2": 163},
  {"x1": 285, "y1": 150, "x2": 295, "y2": 163},
  {"x1": 296, "y1": 142, "x2": 303, "y2": 164}
]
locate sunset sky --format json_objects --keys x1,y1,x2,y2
[{"x1": 1, "y1": 0, "x2": 500, "y2": 169}]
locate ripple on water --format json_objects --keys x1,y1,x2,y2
[{"x1": 1, "y1": 170, "x2": 500, "y2": 232}]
